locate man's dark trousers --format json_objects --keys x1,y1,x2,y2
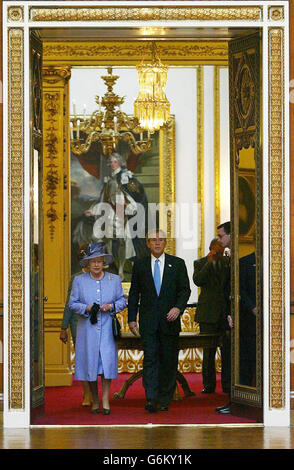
[
  {"x1": 142, "y1": 332, "x2": 179, "y2": 405},
  {"x1": 199, "y1": 322, "x2": 230, "y2": 392},
  {"x1": 128, "y1": 253, "x2": 191, "y2": 406},
  {"x1": 193, "y1": 256, "x2": 230, "y2": 393}
]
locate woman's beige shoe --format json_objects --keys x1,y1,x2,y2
[{"x1": 82, "y1": 392, "x2": 93, "y2": 407}]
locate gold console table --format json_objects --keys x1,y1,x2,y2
[{"x1": 114, "y1": 332, "x2": 222, "y2": 400}]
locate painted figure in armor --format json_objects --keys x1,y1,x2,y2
[{"x1": 84, "y1": 153, "x2": 149, "y2": 280}]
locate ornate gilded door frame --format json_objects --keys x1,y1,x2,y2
[
  {"x1": 229, "y1": 32, "x2": 263, "y2": 409},
  {"x1": 2, "y1": 1, "x2": 290, "y2": 427}
]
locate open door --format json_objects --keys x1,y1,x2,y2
[
  {"x1": 30, "y1": 31, "x2": 45, "y2": 421},
  {"x1": 229, "y1": 32, "x2": 263, "y2": 419}
]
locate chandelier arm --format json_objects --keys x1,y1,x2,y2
[
  {"x1": 70, "y1": 131, "x2": 97, "y2": 155},
  {"x1": 119, "y1": 112, "x2": 141, "y2": 132},
  {"x1": 120, "y1": 131, "x2": 151, "y2": 155},
  {"x1": 70, "y1": 67, "x2": 154, "y2": 156}
]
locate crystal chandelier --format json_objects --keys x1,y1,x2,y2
[
  {"x1": 134, "y1": 43, "x2": 170, "y2": 133},
  {"x1": 70, "y1": 67, "x2": 152, "y2": 156}
]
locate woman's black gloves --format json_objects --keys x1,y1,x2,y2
[{"x1": 89, "y1": 302, "x2": 100, "y2": 324}]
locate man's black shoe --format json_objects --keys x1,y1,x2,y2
[
  {"x1": 215, "y1": 401, "x2": 231, "y2": 412},
  {"x1": 159, "y1": 405, "x2": 169, "y2": 411},
  {"x1": 217, "y1": 406, "x2": 231, "y2": 415},
  {"x1": 145, "y1": 400, "x2": 157, "y2": 413},
  {"x1": 201, "y1": 387, "x2": 215, "y2": 394}
]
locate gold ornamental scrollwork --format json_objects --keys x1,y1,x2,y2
[
  {"x1": 8, "y1": 28, "x2": 25, "y2": 410},
  {"x1": 30, "y1": 6, "x2": 262, "y2": 22},
  {"x1": 43, "y1": 92, "x2": 60, "y2": 240},
  {"x1": 43, "y1": 41, "x2": 228, "y2": 66},
  {"x1": 268, "y1": 28, "x2": 285, "y2": 409},
  {"x1": 233, "y1": 52, "x2": 256, "y2": 151},
  {"x1": 42, "y1": 65, "x2": 71, "y2": 85},
  {"x1": 43, "y1": 66, "x2": 71, "y2": 241}
]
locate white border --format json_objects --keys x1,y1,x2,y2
[{"x1": 2, "y1": 0, "x2": 290, "y2": 428}]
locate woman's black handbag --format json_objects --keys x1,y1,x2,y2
[{"x1": 111, "y1": 311, "x2": 121, "y2": 339}]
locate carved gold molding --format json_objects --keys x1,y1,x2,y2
[
  {"x1": 159, "y1": 117, "x2": 176, "y2": 255},
  {"x1": 197, "y1": 66, "x2": 205, "y2": 258},
  {"x1": 43, "y1": 41, "x2": 228, "y2": 66},
  {"x1": 214, "y1": 66, "x2": 221, "y2": 230},
  {"x1": 268, "y1": 28, "x2": 285, "y2": 409},
  {"x1": 42, "y1": 65, "x2": 71, "y2": 85},
  {"x1": 3, "y1": 2, "x2": 287, "y2": 417},
  {"x1": 43, "y1": 66, "x2": 71, "y2": 240},
  {"x1": 30, "y1": 6, "x2": 262, "y2": 22},
  {"x1": 7, "y1": 28, "x2": 25, "y2": 410}
]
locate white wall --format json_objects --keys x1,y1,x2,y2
[
  {"x1": 70, "y1": 67, "x2": 139, "y2": 116},
  {"x1": 166, "y1": 69, "x2": 198, "y2": 296}
]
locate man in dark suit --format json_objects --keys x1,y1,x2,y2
[
  {"x1": 128, "y1": 229, "x2": 191, "y2": 413},
  {"x1": 193, "y1": 238, "x2": 230, "y2": 394},
  {"x1": 239, "y1": 252, "x2": 257, "y2": 386}
]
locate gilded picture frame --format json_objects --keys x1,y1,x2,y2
[{"x1": 70, "y1": 115, "x2": 176, "y2": 287}]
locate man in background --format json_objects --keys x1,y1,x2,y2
[
  {"x1": 193, "y1": 238, "x2": 230, "y2": 394},
  {"x1": 215, "y1": 221, "x2": 232, "y2": 414}
]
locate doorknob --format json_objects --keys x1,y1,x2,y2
[{"x1": 43, "y1": 296, "x2": 48, "y2": 302}]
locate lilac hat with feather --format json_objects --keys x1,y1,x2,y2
[{"x1": 79, "y1": 242, "x2": 113, "y2": 267}]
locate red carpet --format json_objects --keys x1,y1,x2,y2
[{"x1": 33, "y1": 373, "x2": 255, "y2": 425}]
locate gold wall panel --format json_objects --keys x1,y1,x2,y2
[
  {"x1": 43, "y1": 41, "x2": 228, "y2": 66},
  {"x1": 44, "y1": 319, "x2": 72, "y2": 386},
  {"x1": 42, "y1": 66, "x2": 72, "y2": 386},
  {"x1": 7, "y1": 28, "x2": 25, "y2": 410},
  {"x1": 268, "y1": 28, "x2": 285, "y2": 409},
  {"x1": 30, "y1": 6, "x2": 262, "y2": 22}
]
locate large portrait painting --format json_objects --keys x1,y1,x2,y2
[
  {"x1": 238, "y1": 168, "x2": 256, "y2": 242},
  {"x1": 70, "y1": 117, "x2": 175, "y2": 284}
]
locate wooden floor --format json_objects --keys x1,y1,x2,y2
[{"x1": 0, "y1": 413, "x2": 294, "y2": 449}]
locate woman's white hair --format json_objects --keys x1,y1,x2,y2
[{"x1": 84, "y1": 258, "x2": 109, "y2": 269}]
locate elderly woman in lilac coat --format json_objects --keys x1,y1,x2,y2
[{"x1": 69, "y1": 242, "x2": 126, "y2": 415}]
